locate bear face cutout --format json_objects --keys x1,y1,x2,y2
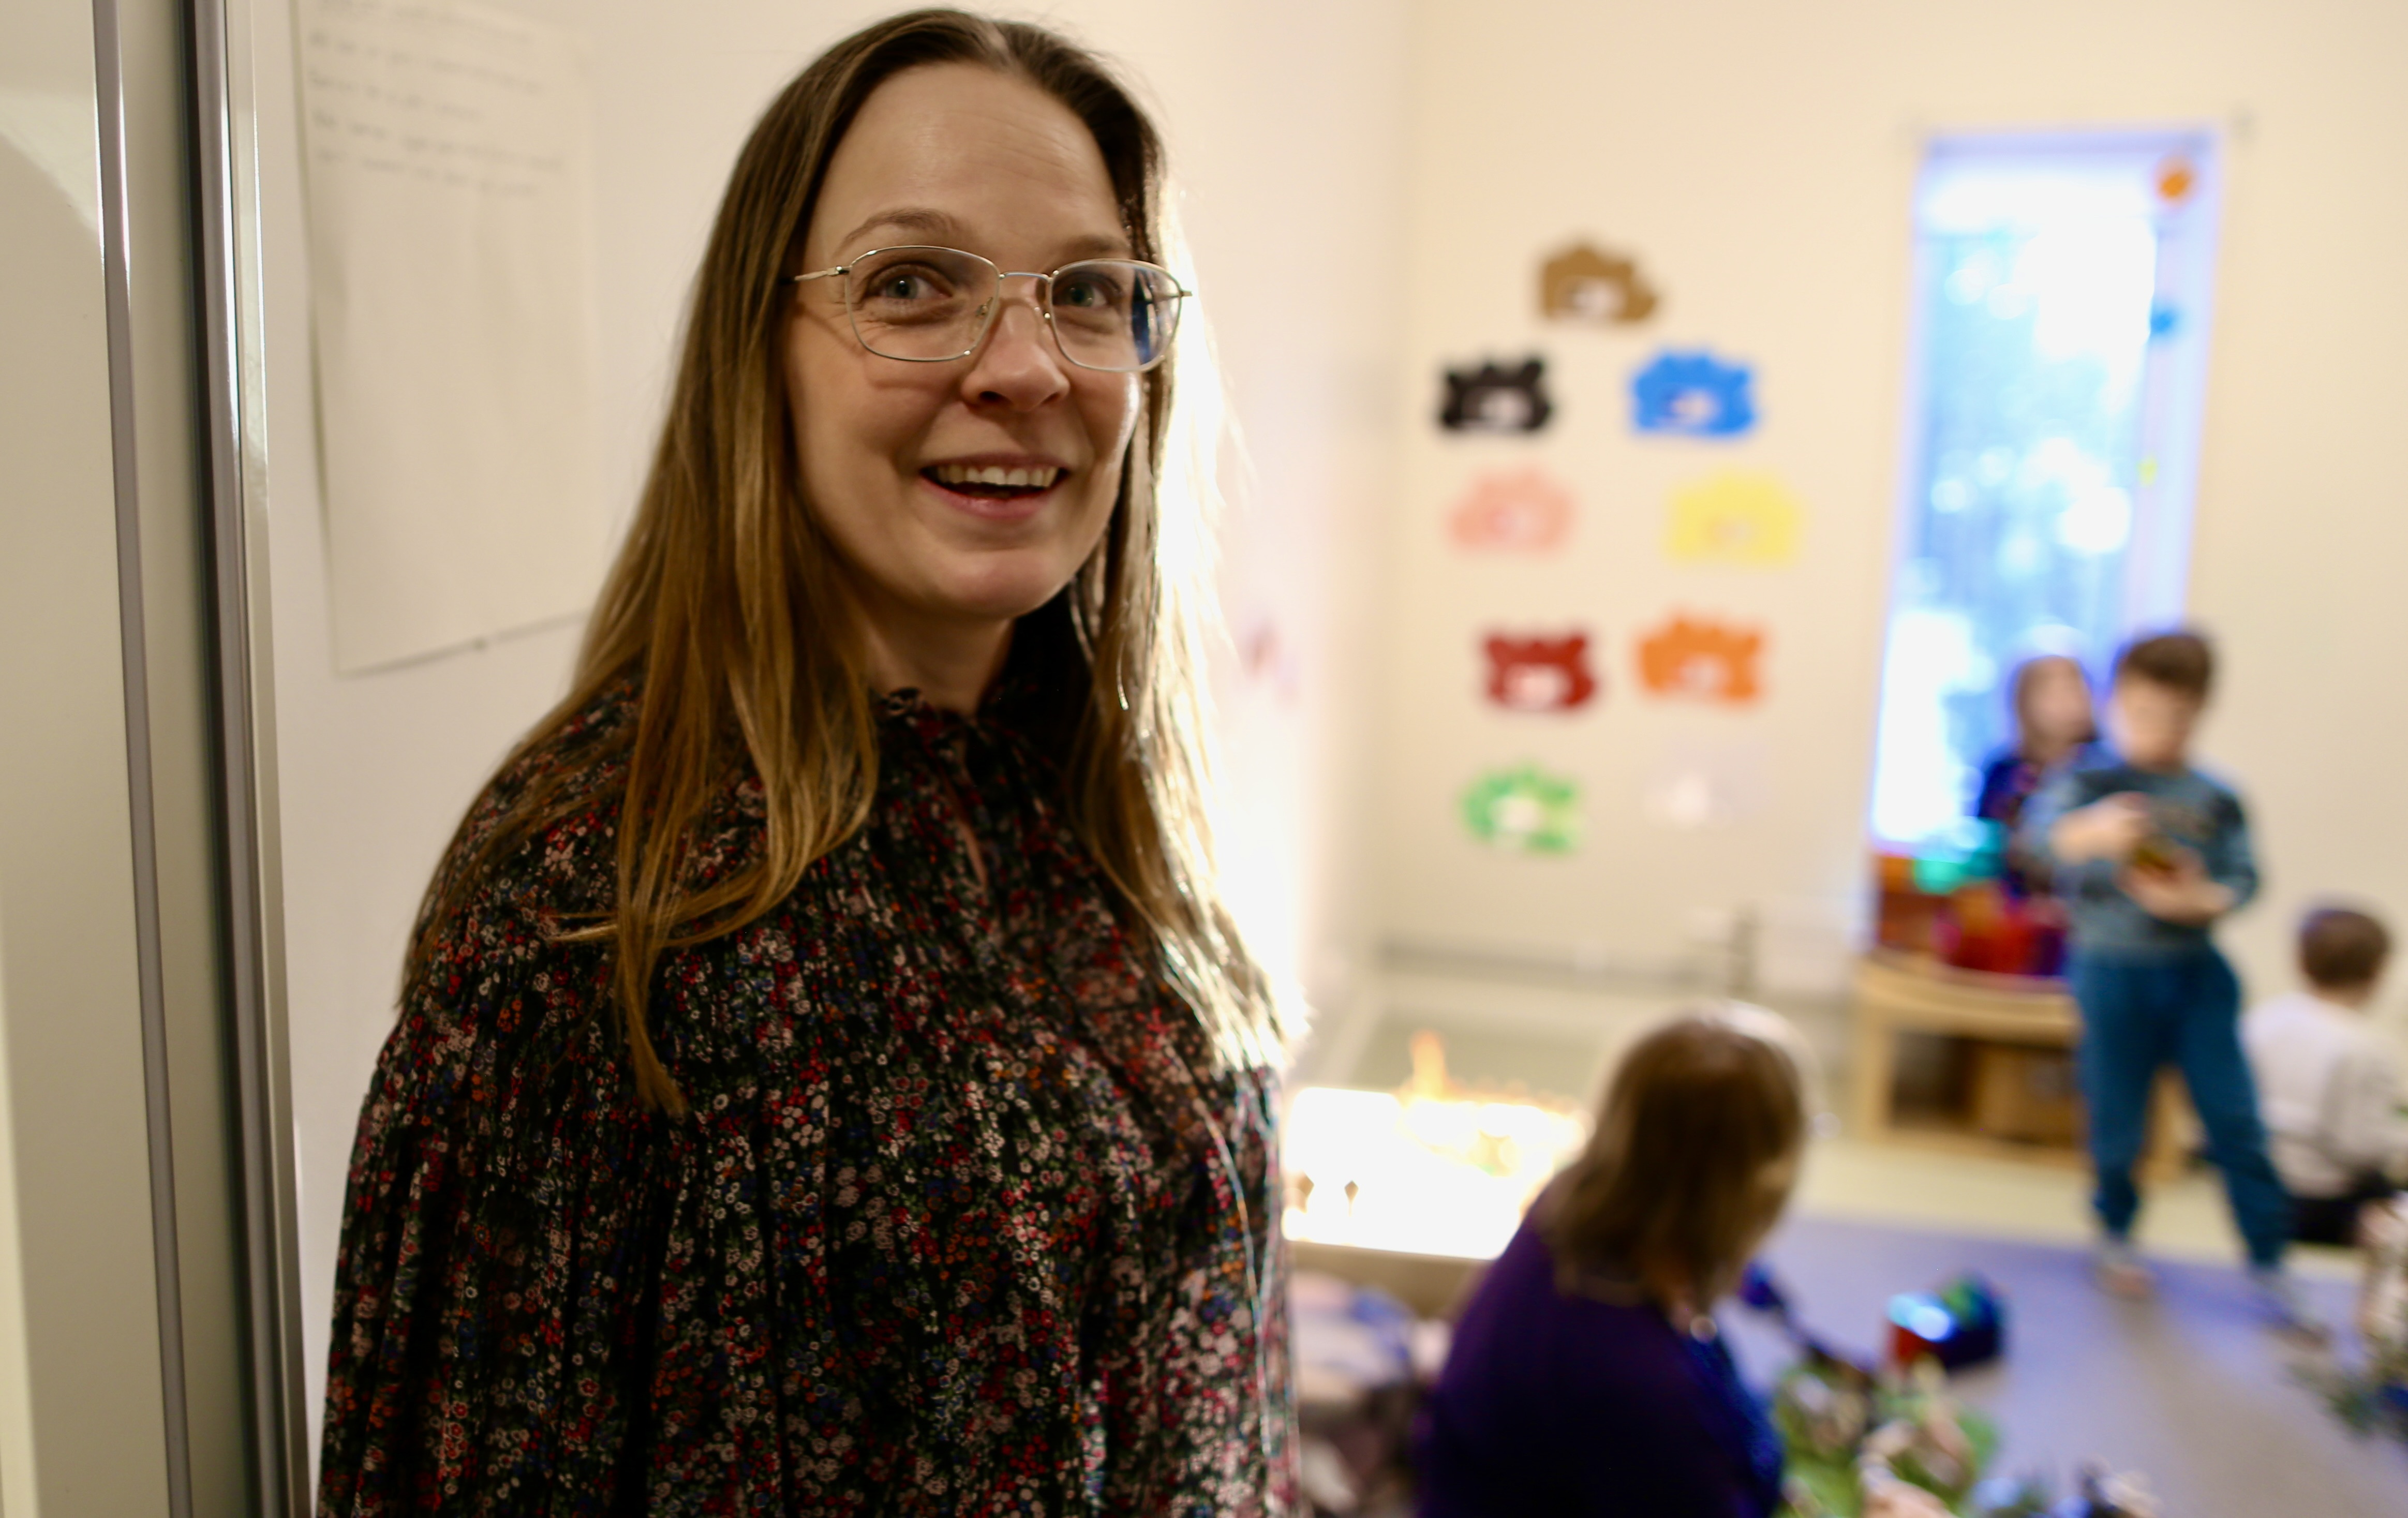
[
  {"x1": 1440, "y1": 358, "x2": 1553, "y2": 434},
  {"x1": 1461, "y1": 764, "x2": 1580, "y2": 854},
  {"x1": 1448, "y1": 468, "x2": 1577, "y2": 552},
  {"x1": 1631, "y1": 350, "x2": 1757, "y2": 438},
  {"x1": 1483, "y1": 632, "x2": 1600, "y2": 712},
  {"x1": 1636, "y1": 614, "x2": 1763, "y2": 704},
  {"x1": 1539, "y1": 243, "x2": 1660, "y2": 324}
]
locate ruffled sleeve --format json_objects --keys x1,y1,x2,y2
[{"x1": 317, "y1": 775, "x2": 668, "y2": 1511}]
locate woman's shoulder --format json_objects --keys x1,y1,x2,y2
[{"x1": 435, "y1": 678, "x2": 647, "y2": 927}]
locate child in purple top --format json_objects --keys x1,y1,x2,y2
[
  {"x1": 1973, "y1": 653, "x2": 2099, "y2": 898},
  {"x1": 1416, "y1": 1009, "x2": 1809, "y2": 1517}
]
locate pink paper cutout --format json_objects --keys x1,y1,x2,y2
[{"x1": 1448, "y1": 468, "x2": 1577, "y2": 553}]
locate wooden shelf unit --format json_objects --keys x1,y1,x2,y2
[{"x1": 1851, "y1": 950, "x2": 2189, "y2": 1183}]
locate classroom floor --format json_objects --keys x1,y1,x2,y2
[{"x1": 1733, "y1": 1216, "x2": 2400, "y2": 1516}]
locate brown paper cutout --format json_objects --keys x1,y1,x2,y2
[
  {"x1": 1539, "y1": 242, "x2": 1660, "y2": 324},
  {"x1": 1636, "y1": 613, "x2": 1764, "y2": 705}
]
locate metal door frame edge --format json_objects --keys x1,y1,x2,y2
[{"x1": 189, "y1": 0, "x2": 310, "y2": 1505}]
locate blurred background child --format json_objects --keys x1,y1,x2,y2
[
  {"x1": 2245, "y1": 906, "x2": 2406, "y2": 1246},
  {"x1": 1415, "y1": 1008, "x2": 1808, "y2": 1518},
  {"x1": 1974, "y1": 653, "x2": 2099, "y2": 899},
  {"x1": 2023, "y1": 631, "x2": 2313, "y2": 1332}
]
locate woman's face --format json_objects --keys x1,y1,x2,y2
[{"x1": 785, "y1": 64, "x2": 1141, "y2": 642}]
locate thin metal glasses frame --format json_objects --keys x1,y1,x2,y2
[{"x1": 785, "y1": 245, "x2": 1190, "y2": 373}]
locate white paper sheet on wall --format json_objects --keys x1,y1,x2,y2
[{"x1": 298, "y1": 0, "x2": 607, "y2": 673}]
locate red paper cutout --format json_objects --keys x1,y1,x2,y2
[
  {"x1": 1449, "y1": 468, "x2": 1577, "y2": 552},
  {"x1": 1483, "y1": 632, "x2": 1600, "y2": 712},
  {"x1": 1635, "y1": 614, "x2": 1763, "y2": 705}
]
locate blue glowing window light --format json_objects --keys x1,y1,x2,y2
[{"x1": 1869, "y1": 132, "x2": 2221, "y2": 845}]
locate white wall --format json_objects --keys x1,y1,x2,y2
[
  {"x1": 258, "y1": 0, "x2": 1407, "y2": 1452},
  {"x1": 1375, "y1": 0, "x2": 2408, "y2": 1010}
]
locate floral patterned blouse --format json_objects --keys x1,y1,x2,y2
[{"x1": 317, "y1": 678, "x2": 1295, "y2": 1516}]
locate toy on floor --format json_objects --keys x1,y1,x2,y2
[
  {"x1": 1775, "y1": 1358, "x2": 1998, "y2": 1516},
  {"x1": 1962, "y1": 1463, "x2": 2159, "y2": 1518},
  {"x1": 1886, "y1": 1274, "x2": 2005, "y2": 1372},
  {"x1": 2055, "y1": 1461, "x2": 2161, "y2": 1517},
  {"x1": 2298, "y1": 1193, "x2": 2408, "y2": 1442},
  {"x1": 1755, "y1": 1266, "x2": 2173, "y2": 1518}
]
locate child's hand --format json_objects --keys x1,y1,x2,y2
[
  {"x1": 2119, "y1": 845, "x2": 2234, "y2": 925},
  {"x1": 2052, "y1": 793, "x2": 2152, "y2": 862}
]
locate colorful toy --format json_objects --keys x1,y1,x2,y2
[
  {"x1": 2299, "y1": 1195, "x2": 2408, "y2": 1441},
  {"x1": 1773, "y1": 1360, "x2": 1997, "y2": 1517},
  {"x1": 1887, "y1": 1275, "x2": 2006, "y2": 1373},
  {"x1": 2053, "y1": 1461, "x2": 2161, "y2": 1517}
]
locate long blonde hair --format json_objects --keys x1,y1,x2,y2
[{"x1": 404, "y1": 9, "x2": 1269, "y2": 1114}]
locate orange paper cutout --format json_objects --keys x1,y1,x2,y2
[
  {"x1": 1636, "y1": 613, "x2": 1764, "y2": 705},
  {"x1": 2155, "y1": 158, "x2": 2196, "y2": 204},
  {"x1": 1449, "y1": 468, "x2": 1576, "y2": 552}
]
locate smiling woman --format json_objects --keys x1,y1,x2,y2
[{"x1": 313, "y1": 10, "x2": 1294, "y2": 1514}]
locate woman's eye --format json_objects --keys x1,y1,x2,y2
[
  {"x1": 1057, "y1": 274, "x2": 1122, "y2": 310},
  {"x1": 862, "y1": 264, "x2": 953, "y2": 303}
]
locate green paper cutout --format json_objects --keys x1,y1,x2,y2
[{"x1": 1461, "y1": 765, "x2": 1581, "y2": 855}]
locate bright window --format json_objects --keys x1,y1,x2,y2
[{"x1": 1869, "y1": 131, "x2": 2220, "y2": 844}]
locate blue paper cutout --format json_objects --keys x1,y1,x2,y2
[
  {"x1": 2148, "y1": 304, "x2": 2181, "y2": 340},
  {"x1": 1631, "y1": 350, "x2": 1757, "y2": 439}
]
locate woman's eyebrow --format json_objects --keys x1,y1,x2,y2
[
  {"x1": 833, "y1": 206, "x2": 963, "y2": 252},
  {"x1": 830, "y1": 208, "x2": 1135, "y2": 263},
  {"x1": 1056, "y1": 232, "x2": 1133, "y2": 261}
]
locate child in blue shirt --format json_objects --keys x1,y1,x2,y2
[{"x1": 2023, "y1": 631, "x2": 2317, "y2": 1334}]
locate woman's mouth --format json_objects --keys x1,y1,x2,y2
[{"x1": 922, "y1": 462, "x2": 1066, "y2": 499}]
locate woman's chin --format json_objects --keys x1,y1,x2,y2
[{"x1": 911, "y1": 558, "x2": 1085, "y2": 627}]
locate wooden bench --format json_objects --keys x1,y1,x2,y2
[{"x1": 1851, "y1": 950, "x2": 2189, "y2": 1182}]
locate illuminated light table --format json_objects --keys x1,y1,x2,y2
[
  {"x1": 1280, "y1": 1085, "x2": 1587, "y2": 1317},
  {"x1": 1850, "y1": 950, "x2": 2189, "y2": 1183}
]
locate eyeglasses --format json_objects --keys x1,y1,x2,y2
[{"x1": 786, "y1": 246, "x2": 1188, "y2": 373}]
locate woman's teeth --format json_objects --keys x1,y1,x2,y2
[{"x1": 927, "y1": 463, "x2": 1064, "y2": 494}]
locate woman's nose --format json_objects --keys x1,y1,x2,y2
[{"x1": 959, "y1": 279, "x2": 1072, "y2": 410}]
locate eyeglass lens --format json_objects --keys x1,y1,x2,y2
[{"x1": 844, "y1": 247, "x2": 1180, "y2": 371}]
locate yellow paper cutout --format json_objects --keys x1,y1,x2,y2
[{"x1": 1663, "y1": 471, "x2": 1804, "y2": 566}]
